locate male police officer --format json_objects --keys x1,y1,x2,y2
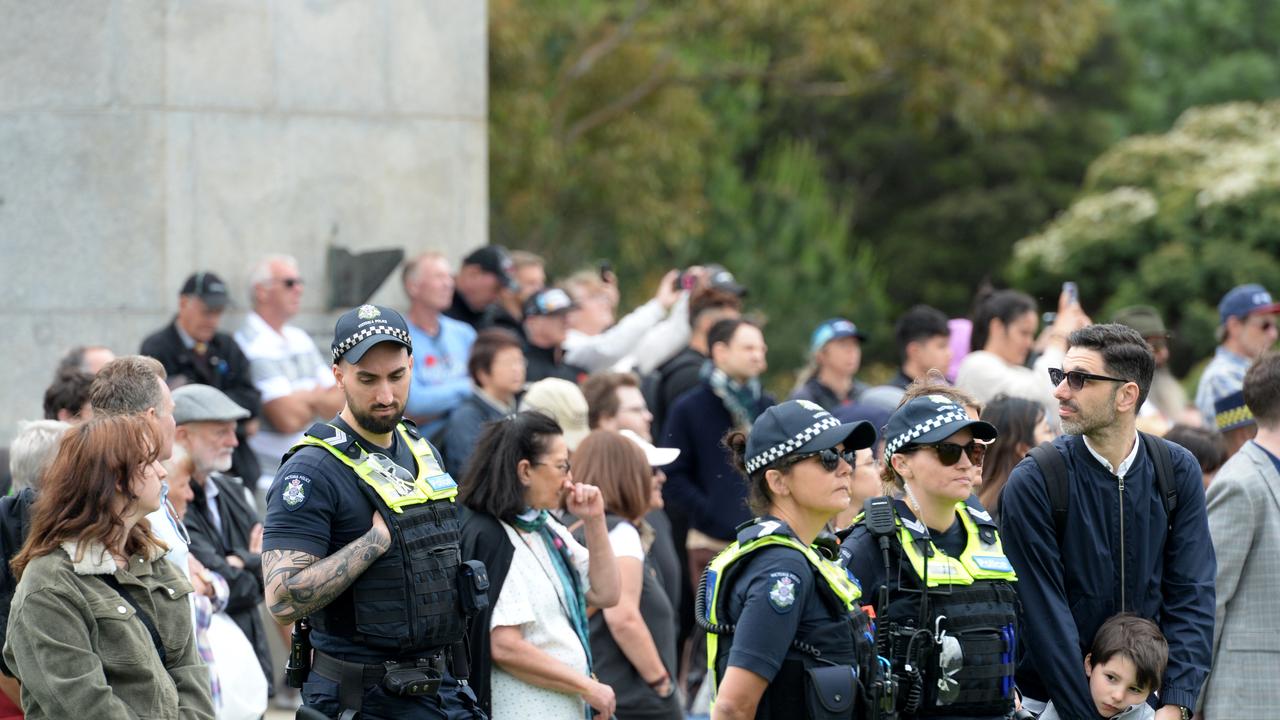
[{"x1": 262, "y1": 304, "x2": 485, "y2": 719}]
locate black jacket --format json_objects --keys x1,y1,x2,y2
[
  {"x1": 0, "y1": 488, "x2": 35, "y2": 677},
  {"x1": 523, "y1": 340, "x2": 587, "y2": 385},
  {"x1": 140, "y1": 322, "x2": 263, "y2": 485},
  {"x1": 184, "y1": 472, "x2": 271, "y2": 686},
  {"x1": 459, "y1": 508, "x2": 515, "y2": 717}
]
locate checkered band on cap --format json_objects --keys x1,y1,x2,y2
[
  {"x1": 746, "y1": 416, "x2": 843, "y2": 474},
  {"x1": 883, "y1": 407, "x2": 971, "y2": 465},
  {"x1": 1216, "y1": 404, "x2": 1254, "y2": 431},
  {"x1": 332, "y1": 324, "x2": 412, "y2": 362}
]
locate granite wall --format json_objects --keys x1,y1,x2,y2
[{"x1": 0, "y1": 0, "x2": 488, "y2": 442}]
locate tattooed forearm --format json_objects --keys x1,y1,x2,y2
[{"x1": 261, "y1": 526, "x2": 390, "y2": 625}]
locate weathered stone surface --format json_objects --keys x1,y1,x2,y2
[
  {"x1": 275, "y1": 0, "x2": 386, "y2": 113},
  {"x1": 111, "y1": 0, "x2": 168, "y2": 106},
  {"x1": 0, "y1": 0, "x2": 486, "y2": 444},
  {"x1": 166, "y1": 0, "x2": 273, "y2": 108},
  {"x1": 388, "y1": 0, "x2": 487, "y2": 118},
  {"x1": 0, "y1": 112, "x2": 167, "y2": 311},
  {"x1": 0, "y1": 0, "x2": 112, "y2": 110}
]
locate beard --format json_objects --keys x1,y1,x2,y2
[
  {"x1": 1060, "y1": 399, "x2": 1119, "y2": 437},
  {"x1": 351, "y1": 402, "x2": 402, "y2": 434}
]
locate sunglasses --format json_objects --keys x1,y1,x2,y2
[
  {"x1": 279, "y1": 277, "x2": 304, "y2": 289},
  {"x1": 904, "y1": 441, "x2": 988, "y2": 467},
  {"x1": 794, "y1": 447, "x2": 856, "y2": 472},
  {"x1": 1048, "y1": 367, "x2": 1128, "y2": 392}
]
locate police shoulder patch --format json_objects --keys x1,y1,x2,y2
[
  {"x1": 767, "y1": 571, "x2": 801, "y2": 613},
  {"x1": 281, "y1": 473, "x2": 312, "y2": 511}
]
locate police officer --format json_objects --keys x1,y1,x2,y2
[
  {"x1": 700, "y1": 399, "x2": 877, "y2": 720},
  {"x1": 840, "y1": 390, "x2": 1017, "y2": 720},
  {"x1": 262, "y1": 304, "x2": 486, "y2": 719}
]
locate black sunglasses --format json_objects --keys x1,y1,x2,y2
[
  {"x1": 1048, "y1": 367, "x2": 1128, "y2": 391},
  {"x1": 904, "y1": 441, "x2": 988, "y2": 467},
  {"x1": 793, "y1": 447, "x2": 856, "y2": 472}
]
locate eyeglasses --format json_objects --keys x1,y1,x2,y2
[
  {"x1": 535, "y1": 459, "x2": 572, "y2": 475},
  {"x1": 1048, "y1": 367, "x2": 1129, "y2": 391},
  {"x1": 903, "y1": 441, "x2": 988, "y2": 467},
  {"x1": 793, "y1": 447, "x2": 856, "y2": 472}
]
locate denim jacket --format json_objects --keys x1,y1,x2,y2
[{"x1": 2, "y1": 540, "x2": 213, "y2": 719}]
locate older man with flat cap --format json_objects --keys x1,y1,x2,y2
[
  {"x1": 261, "y1": 304, "x2": 484, "y2": 719},
  {"x1": 172, "y1": 384, "x2": 275, "y2": 698}
]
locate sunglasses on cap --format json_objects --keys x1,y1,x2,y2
[
  {"x1": 792, "y1": 447, "x2": 856, "y2": 472},
  {"x1": 1048, "y1": 367, "x2": 1128, "y2": 392},
  {"x1": 902, "y1": 441, "x2": 988, "y2": 467}
]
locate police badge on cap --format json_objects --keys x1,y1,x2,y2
[{"x1": 331, "y1": 304, "x2": 413, "y2": 364}]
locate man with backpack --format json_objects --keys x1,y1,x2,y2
[{"x1": 1000, "y1": 324, "x2": 1215, "y2": 720}]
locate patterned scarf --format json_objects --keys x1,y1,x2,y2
[
  {"x1": 512, "y1": 508, "x2": 593, "y2": 675},
  {"x1": 701, "y1": 360, "x2": 764, "y2": 429}
]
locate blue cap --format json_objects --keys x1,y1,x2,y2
[
  {"x1": 331, "y1": 304, "x2": 412, "y2": 364},
  {"x1": 810, "y1": 318, "x2": 866, "y2": 354},
  {"x1": 882, "y1": 394, "x2": 997, "y2": 465},
  {"x1": 1219, "y1": 284, "x2": 1280, "y2": 324},
  {"x1": 1214, "y1": 390, "x2": 1255, "y2": 432},
  {"x1": 745, "y1": 400, "x2": 877, "y2": 474}
]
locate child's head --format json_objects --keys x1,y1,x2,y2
[{"x1": 1084, "y1": 614, "x2": 1168, "y2": 718}]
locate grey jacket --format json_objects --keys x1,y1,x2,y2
[
  {"x1": 2, "y1": 540, "x2": 213, "y2": 719},
  {"x1": 1201, "y1": 440, "x2": 1280, "y2": 718}
]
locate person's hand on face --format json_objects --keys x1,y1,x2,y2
[{"x1": 564, "y1": 481, "x2": 605, "y2": 520}]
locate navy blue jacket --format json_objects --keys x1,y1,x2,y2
[
  {"x1": 999, "y1": 434, "x2": 1215, "y2": 718},
  {"x1": 661, "y1": 383, "x2": 774, "y2": 542}
]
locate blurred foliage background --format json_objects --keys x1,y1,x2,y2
[{"x1": 488, "y1": 0, "x2": 1280, "y2": 389}]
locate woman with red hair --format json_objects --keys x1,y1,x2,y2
[{"x1": 4, "y1": 414, "x2": 213, "y2": 719}]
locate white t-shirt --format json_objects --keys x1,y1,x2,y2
[
  {"x1": 490, "y1": 517, "x2": 592, "y2": 719},
  {"x1": 607, "y1": 520, "x2": 644, "y2": 561},
  {"x1": 235, "y1": 312, "x2": 335, "y2": 482}
]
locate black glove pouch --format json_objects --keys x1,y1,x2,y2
[
  {"x1": 805, "y1": 664, "x2": 857, "y2": 719},
  {"x1": 381, "y1": 660, "x2": 442, "y2": 697}
]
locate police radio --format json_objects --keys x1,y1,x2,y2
[{"x1": 861, "y1": 496, "x2": 901, "y2": 719}]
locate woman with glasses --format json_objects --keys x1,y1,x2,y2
[
  {"x1": 458, "y1": 411, "x2": 620, "y2": 719},
  {"x1": 700, "y1": 399, "x2": 877, "y2": 719},
  {"x1": 840, "y1": 389, "x2": 1018, "y2": 720}
]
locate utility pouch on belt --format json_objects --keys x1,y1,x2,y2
[
  {"x1": 458, "y1": 560, "x2": 490, "y2": 616},
  {"x1": 382, "y1": 659, "x2": 442, "y2": 697},
  {"x1": 805, "y1": 664, "x2": 857, "y2": 719}
]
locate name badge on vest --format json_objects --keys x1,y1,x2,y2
[
  {"x1": 424, "y1": 473, "x2": 457, "y2": 493},
  {"x1": 927, "y1": 561, "x2": 959, "y2": 579},
  {"x1": 972, "y1": 555, "x2": 1013, "y2": 573}
]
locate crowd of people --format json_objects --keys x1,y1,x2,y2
[{"x1": 0, "y1": 243, "x2": 1277, "y2": 720}]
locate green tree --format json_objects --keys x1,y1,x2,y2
[{"x1": 1008, "y1": 101, "x2": 1280, "y2": 373}]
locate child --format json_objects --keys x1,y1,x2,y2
[{"x1": 1039, "y1": 613, "x2": 1168, "y2": 720}]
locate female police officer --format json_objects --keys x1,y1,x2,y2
[
  {"x1": 699, "y1": 399, "x2": 877, "y2": 720},
  {"x1": 841, "y1": 388, "x2": 1018, "y2": 720}
]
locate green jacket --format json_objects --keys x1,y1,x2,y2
[{"x1": 2, "y1": 540, "x2": 214, "y2": 719}]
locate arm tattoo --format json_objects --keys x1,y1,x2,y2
[{"x1": 261, "y1": 527, "x2": 390, "y2": 625}]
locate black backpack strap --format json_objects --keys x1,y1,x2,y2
[
  {"x1": 1140, "y1": 431, "x2": 1178, "y2": 528},
  {"x1": 1028, "y1": 442, "x2": 1070, "y2": 546},
  {"x1": 98, "y1": 574, "x2": 167, "y2": 665}
]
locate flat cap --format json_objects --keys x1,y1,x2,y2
[{"x1": 172, "y1": 384, "x2": 251, "y2": 425}]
